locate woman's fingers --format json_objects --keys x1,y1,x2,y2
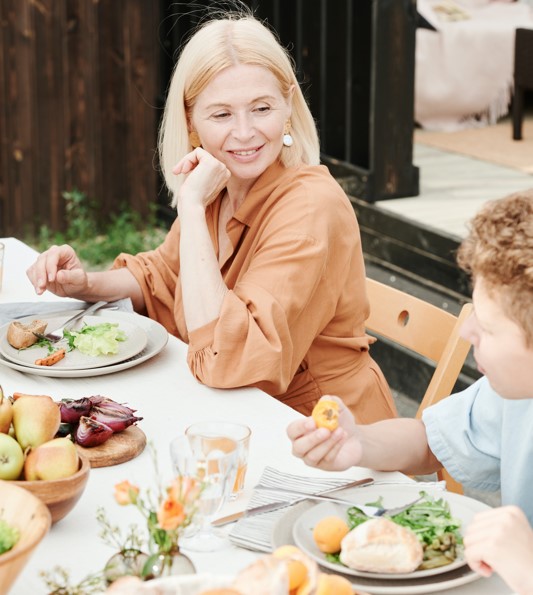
[{"x1": 26, "y1": 244, "x2": 84, "y2": 296}]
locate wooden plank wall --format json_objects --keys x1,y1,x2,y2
[{"x1": 0, "y1": 0, "x2": 161, "y2": 237}]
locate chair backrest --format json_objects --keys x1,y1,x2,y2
[{"x1": 365, "y1": 278, "x2": 473, "y2": 494}]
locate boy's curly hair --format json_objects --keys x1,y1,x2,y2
[{"x1": 457, "y1": 190, "x2": 533, "y2": 345}]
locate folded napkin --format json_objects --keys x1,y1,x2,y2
[
  {"x1": 0, "y1": 298, "x2": 134, "y2": 326},
  {"x1": 228, "y1": 466, "x2": 446, "y2": 553}
]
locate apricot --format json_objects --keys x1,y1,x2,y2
[
  {"x1": 315, "y1": 573, "x2": 353, "y2": 595},
  {"x1": 311, "y1": 399, "x2": 339, "y2": 431},
  {"x1": 312, "y1": 516, "x2": 350, "y2": 554},
  {"x1": 272, "y1": 545, "x2": 308, "y2": 590}
]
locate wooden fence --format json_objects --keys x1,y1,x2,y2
[
  {"x1": 0, "y1": 0, "x2": 418, "y2": 236},
  {"x1": 0, "y1": 0, "x2": 161, "y2": 236}
]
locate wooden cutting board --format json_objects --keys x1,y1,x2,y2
[{"x1": 76, "y1": 425, "x2": 147, "y2": 468}]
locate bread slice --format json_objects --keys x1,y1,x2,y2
[
  {"x1": 340, "y1": 517, "x2": 423, "y2": 574},
  {"x1": 6, "y1": 319, "x2": 47, "y2": 349}
]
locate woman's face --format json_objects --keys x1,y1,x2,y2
[{"x1": 189, "y1": 64, "x2": 292, "y2": 188}]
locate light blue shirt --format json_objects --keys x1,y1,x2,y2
[{"x1": 423, "y1": 376, "x2": 533, "y2": 524}]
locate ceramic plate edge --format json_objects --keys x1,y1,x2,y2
[{"x1": 0, "y1": 310, "x2": 168, "y2": 377}]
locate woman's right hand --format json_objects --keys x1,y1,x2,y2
[
  {"x1": 287, "y1": 396, "x2": 363, "y2": 472},
  {"x1": 173, "y1": 147, "x2": 231, "y2": 211},
  {"x1": 26, "y1": 244, "x2": 89, "y2": 297}
]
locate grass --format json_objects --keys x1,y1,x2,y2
[{"x1": 25, "y1": 190, "x2": 168, "y2": 270}]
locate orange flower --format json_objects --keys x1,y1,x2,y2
[
  {"x1": 157, "y1": 497, "x2": 186, "y2": 531},
  {"x1": 168, "y1": 476, "x2": 201, "y2": 504},
  {"x1": 114, "y1": 480, "x2": 140, "y2": 506}
]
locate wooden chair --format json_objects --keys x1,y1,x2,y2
[{"x1": 365, "y1": 278, "x2": 473, "y2": 494}]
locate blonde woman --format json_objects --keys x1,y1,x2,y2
[{"x1": 27, "y1": 8, "x2": 396, "y2": 424}]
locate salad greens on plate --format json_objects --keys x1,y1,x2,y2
[{"x1": 64, "y1": 322, "x2": 126, "y2": 356}]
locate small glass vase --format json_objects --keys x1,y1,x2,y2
[
  {"x1": 104, "y1": 548, "x2": 150, "y2": 584},
  {"x1": 142, "y1": 547, "x2": 196, "y2": 580}
]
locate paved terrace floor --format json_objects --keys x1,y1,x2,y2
[{"x1": 376, "y1": 141, "x2": 533, "y2": 240}]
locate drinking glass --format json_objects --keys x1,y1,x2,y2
[
  {"x1": 169, "y1": 433, "x2": 237, "y2": 552},
  {"x1": 185, "y1": 421, "x2": 251, "y2": 500}
]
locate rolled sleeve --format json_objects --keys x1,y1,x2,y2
[{"x1": 423, "y1": 377, "x2": 501, "y2": 492}]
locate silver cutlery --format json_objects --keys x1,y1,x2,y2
[
  {"x1": 255, "y1": 486, "x2": 423, "y2": 517},
  {"x1": 212, "y1": 476, "x2": 374, "y2": 527},
  {"x1": 33, "y1": 300, "x2": 109, "y2": 342}
]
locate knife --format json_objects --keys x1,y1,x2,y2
[{"x1": 212, "y1": 476, "x2": 374, "y2": 527}]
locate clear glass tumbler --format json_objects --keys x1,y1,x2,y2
[{"x1": 185, "y1": 421, "x2": 251, "y2": 500}]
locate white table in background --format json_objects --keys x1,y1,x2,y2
[{"x1": 0, "y1": 238, "x2": 510, "y2": 594}]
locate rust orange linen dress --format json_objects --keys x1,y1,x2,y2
[{"x1": 114, "y1": 161, "x2": 397, "y2": 423}]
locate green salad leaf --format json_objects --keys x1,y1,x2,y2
[
  {"x1": 0, "y1": 518, "x2": 19, "y2": 555},
  {"x1": 64, "y1": 322, "x2": 126, "y2": 356}
]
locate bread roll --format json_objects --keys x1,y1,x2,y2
[
  {"x1": 231, "y1": 556, "x2": 288, "y2": 595},
  {"x1": 6, "y1": 320, "x2": 47, "y2": 349},
  {"x1": 340, "y1": 517, "x2": 423, "y2": 574}
]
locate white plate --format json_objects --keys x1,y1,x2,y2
[
  {"x1": 0, "y1": 313, "x2": 147, "y2": 370},
  {"x1": 273, "y1": 484, "x2": 486, "y2": 595},
  {"x1": 0, "y1": 310, "x2": 168, "y2": 377}
]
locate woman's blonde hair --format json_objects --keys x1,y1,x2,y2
[
  {"x1": 457, "y1": 190, "x2": 533, "y2": 345},
  {"x1": 158, "y1": 12, "x2": 320, "y2": 206}
]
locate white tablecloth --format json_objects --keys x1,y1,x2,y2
[{"x1": 0, "y1": 238, "x2": 511, "y2": 594}]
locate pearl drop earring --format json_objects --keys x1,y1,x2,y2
[{"x1": 283, "y1": 121, "x2": 293, "y2": 147}]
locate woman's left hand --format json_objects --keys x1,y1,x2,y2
[{"x1": 173, "y1": 148, "x2": 230, "y2": 210}]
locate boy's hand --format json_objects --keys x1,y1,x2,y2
[
  {"x1": 464, "y1": 505, "x2": 533, "y2": 594},
  {"x1": 287, "y1": 396, "x2": 363, "y2": 471}
]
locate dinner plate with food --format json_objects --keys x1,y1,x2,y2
[
  {"x1": 1, "y1": 312, "x2": 147, "y2": 370},
  {"x1": 0, "y1": 310, "x2": 167, "y2": 377},
  {"x1": 273, "y1": 483, "x2": 489, "y2": 594}
]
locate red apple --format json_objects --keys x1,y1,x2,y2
[
  {"x1": 12, "y1": 394, "x2": 61, "y2": 449},
  {"x1": 0, "y1": 432, "x2": 24, "y2": 480},
  {"x1": 0, "y1": 385, "x2": 13, "y2": 433},
  {"x1": 24, "y1": 437, "x2": 79, "y2": 481}
]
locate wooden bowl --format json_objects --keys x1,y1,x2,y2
[
  {"x1": 13, "y1": 453, "x2": 90, "y2": 524},
  {"x1": 0, "y1": 481, "x2": 52, "y2": 594}
]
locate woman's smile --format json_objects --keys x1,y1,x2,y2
[{"x1": 190, "y1": 64, "x2": 291, "y2": 187}]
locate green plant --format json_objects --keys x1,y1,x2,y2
[{"x1": 26, "y1": 190, "x2": 167, "y2": 269}]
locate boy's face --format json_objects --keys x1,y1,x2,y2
[{"x1": 460, "y1": 277, "x2": 533, "y2": 399}]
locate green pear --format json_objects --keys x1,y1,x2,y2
[
  {"x1": 12, "y1": 394, "x2": 61, "y2": 449},
  {"x1": 0, "y1": 385, "x2": 13, "y2": 433},
  {"x1": 0, "y1": 432, "x2": 24, "y2": 480},
  {"x1": 24, "y1": 437, "x2": 79, "y2": 481}
]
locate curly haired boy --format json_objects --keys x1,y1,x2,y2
[{"x1": 288, "y1": 190, "x2": 533, "y2": 594}]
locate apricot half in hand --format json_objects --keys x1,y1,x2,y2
[{"x1": 311, "y1": 399, "x2": 339, "y2": 431}]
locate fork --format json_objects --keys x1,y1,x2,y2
[
  {"x1": 33, "y1": 300, "x2": 108, "y2": 342},
  {"x1": 254, "y1": 486, "x2": 423, "y2": 517}
]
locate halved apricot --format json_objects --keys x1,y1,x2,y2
[{"x1": 311, "y1": 399, "x2": 339, "y2": 431}]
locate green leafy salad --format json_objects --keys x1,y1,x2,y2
[
  {"x1": 327, "y1": 491, "x2": 463, "y2": 571},
  {"x1": 64, "y1": 322, "x2": 127, "y2": 356},
  {"x1": 0, "y1": 518, "x2": 19, "y2": 555}
]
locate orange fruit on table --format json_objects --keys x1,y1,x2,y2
[
  {"x1": 311, "y1": 399, "x2": 339, "y2": 430},
  {"x1": 272, "y1": 545, "x2": 309, "y2": 590},
  {"x1": 316, "y1": 573, "x2": 353, "y2": 595},
  {"x1": 313, "y1": 516, "x2": 350, "y2": 554}
]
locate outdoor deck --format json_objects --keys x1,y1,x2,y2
[{"x1": 377, "y1": 142, "x2": 533, "y2": 240}]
